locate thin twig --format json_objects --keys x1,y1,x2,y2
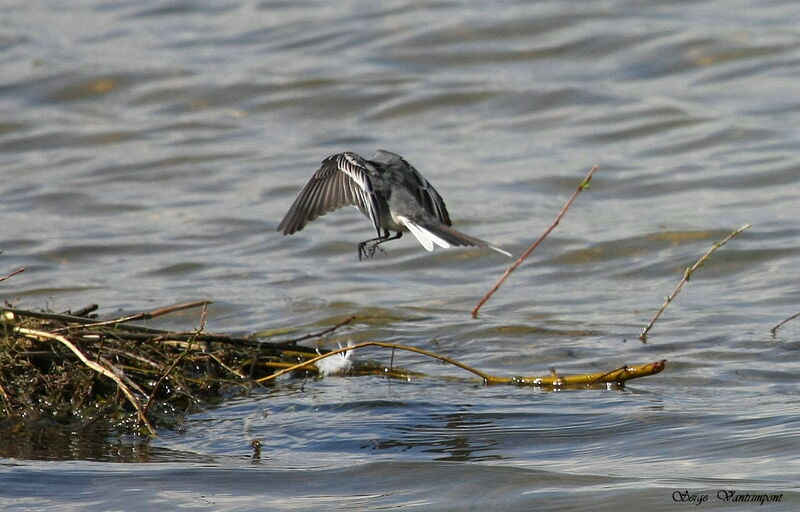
[
  {"x1": 257, "y1": 341, "x2": 496, "y2": 384},
  {"x1": 198, "y1": 302, "x2": 209, "y2": 333},
  {"x1": 15, "y1": 326, "x2": 157, "y2": 436},
  {"x1": 274, "y1": 315, "x2": 358, "y2": 347},
  {"x1": 99, "y1": 355, "x2": 149, "y2": 397},
  {"x1": 205, "y1": 351, "x2": 250, "y2": 380},
  {"x1": 78, "y1": 328, "x2": 282, "y2": 351},
  {"x1": 143, "y1": 343, "x2": 191, "y2": 418},
  {"x1": 53, "y1": 300, "x2": 213, "y2": 332},
  {"x1": 0, "y1": 267, "x2": 25, "y2": 283},
  {"x1": 102, "y1": 346, "x2": 166, "y2": 371},
  {"x1": 770, "y1": 311, "x2": 800, "y2": 336},
  {"x1": 639, "y1": 223, "x2": 751, "y2": 342},
  {"x1": 472, "y1": 165, "x2": 599, "y2": 318},
  {"x1": 68, "y1": 304, "x2": 99, "y2": 317}
]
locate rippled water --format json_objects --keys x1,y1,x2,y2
[{"x1": 2, "y1": 0, "x2": 799, "y2": 510}]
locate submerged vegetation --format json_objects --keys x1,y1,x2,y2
[{"x1": 0, "y1": 300, "x2": 665, "y2": 437}]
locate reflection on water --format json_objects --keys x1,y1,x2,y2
[{"x1": 1, "y1": 0, "x2": 799, "y2": 509}]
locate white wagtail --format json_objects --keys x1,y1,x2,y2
[{"x1": 277, "y1": 150, "x2": 511, "y2": 260}]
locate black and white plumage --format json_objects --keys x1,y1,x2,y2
[{"x1": 277, "y1": 150, "x2": 511, "y2": 260}]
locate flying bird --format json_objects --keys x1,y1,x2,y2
[{"x1": 277, "y1": 150, "x2": 511, "y2": 260}]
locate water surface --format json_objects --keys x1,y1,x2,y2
[{"x1": 1, "y1": 0, "x2": 799, "y2": 510}]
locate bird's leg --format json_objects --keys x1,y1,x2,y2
[
  {"x1": 358, "y1": 231, "x2": 402, "y2": 260},
  {"x1": 358, "y1": 235, "x2": 385, "y2": 261},
  {"x1": 371, "y1": 231, "x2": 402, "y2": 256}
]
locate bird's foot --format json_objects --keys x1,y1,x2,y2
[{"x1": 358, "y1": 241, "x2": 386, "y2": 260}]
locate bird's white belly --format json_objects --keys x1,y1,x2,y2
[{"x1": 385, "y1": 214, "x2": 408, "y2": 232}]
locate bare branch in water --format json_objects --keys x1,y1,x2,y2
[
  {"x1": 770, "y1": 310, "x2": 800, "y2": 336},
  {"x1": 0, "y1": 267, "x2": 25, "y2": 283},
  {"x1": 472, "y1": 165, "x2": 599, "y2": 318},
  {"x1": 639, "y1": 223, "x2": 751, "y2": 342}
]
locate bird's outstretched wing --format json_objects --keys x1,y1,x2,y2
[{"x1": 277, "y1": 152, "x2": 383, "y2": 235}]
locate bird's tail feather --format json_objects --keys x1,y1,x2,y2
[{"x1": 398, "y1": 216, "x2": 512, "y2": 257}]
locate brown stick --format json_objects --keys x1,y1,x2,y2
[
  {"x1": 54, "y1": 300, "x2": 213, "y2": 332},
  {"x1": 198, "y1": 302, "x2": 209, "y2": 332},
  {"x1": 274, "y1": 315, "x2": 358, "y2": 346},
  {"x1": 70, "y1": 304, "x2": 99, "y2": 317},
  {"x1": 472, "y1": 165, "x2": 599, "y2": 318},
  {"x1": 639, "y1": 224, "x2": 751, "y2": 342},
  {"x1": 0, "y1": 267, "x2": 25, "y2": 283},
  {"x1": 2, "y1": 307, "x2": 114, "y2": 326},
  {"x1": 15, "y1": 326, "x2": 157, "y2": 436},
  {"x1": 770, "y1": 311, "x2": 800, "y2": 335}
]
